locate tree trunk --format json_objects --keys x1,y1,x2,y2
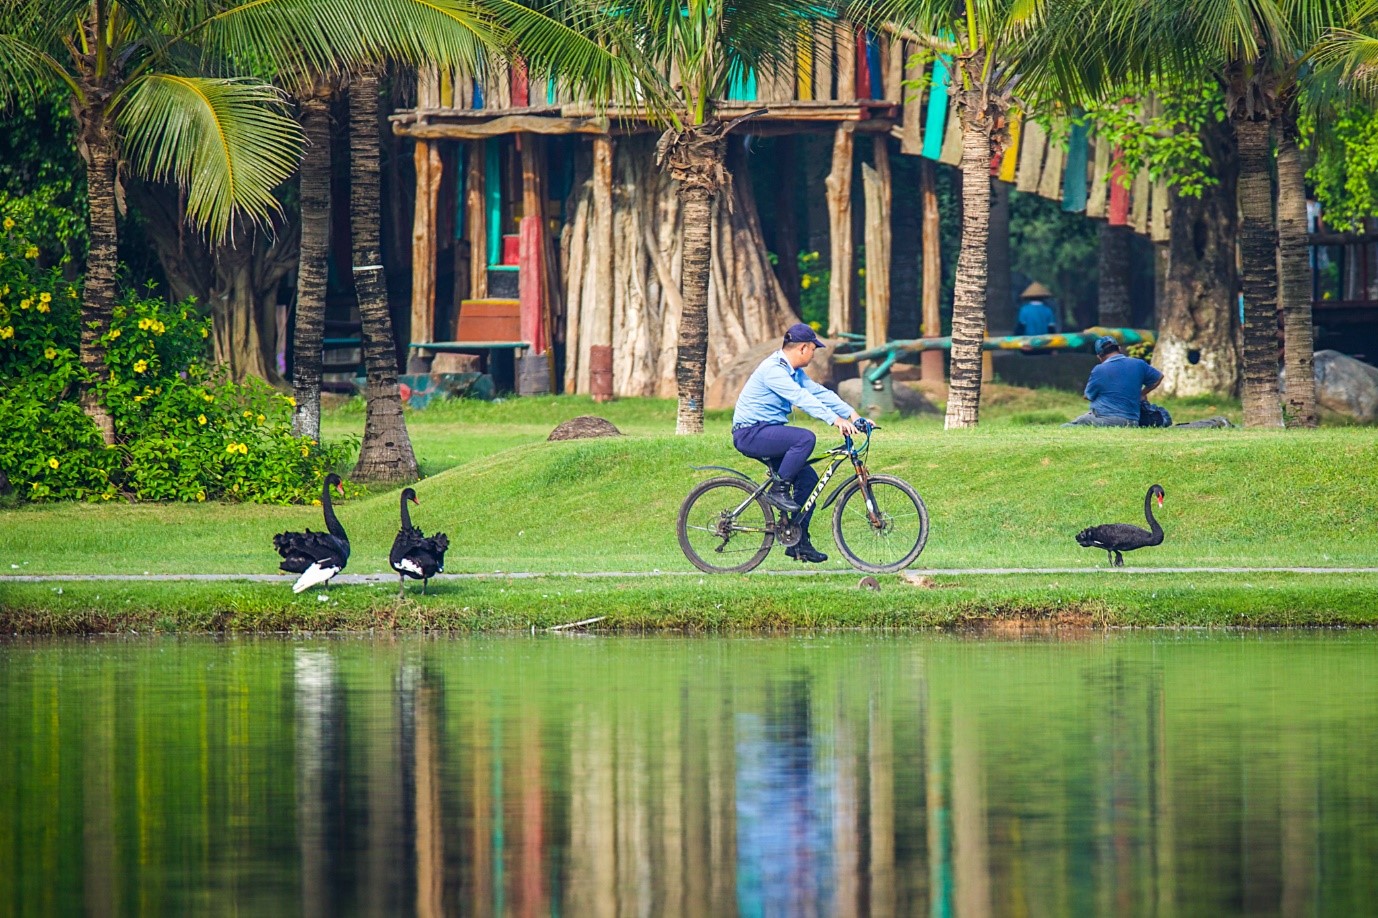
[
  {"x1": 658, "y1": 122, "x2": 732, "y2": 434},
  {"x1": 350, "y1": 71, "x2": 419, "y2": 483},
  {"x1": 945, "y1": 103, "x2": 993, "y2": 429},
  {"x1": 677, "y1": 181, "x2": 713, "y2": 433},
  {"x1": 862, "y1": 148, "x2": 892, "y2": 350},
  {"x1": 1154, "y1": 121, "x2": 1240, "y2": 397},
  {"x1": 920, "y1": 159, "x2": 943, "y2": 381},
  {"x1": 1234, "y1": 117, "x2": 1284, "y2": 427},
  {"x1": 1097, "y1": 223, "x2": 1133, "y2": 327},
  {"x1": 1276, "y1": 115, "x2": 1317, "y2": 427},
  {"x1": 986, "y1": 178, "x2": 1013, "y2": 333},
  {"x1": 77, "y1": 105, "x2": 119, "y2": 444},
  {"x1": 825, "y1": 125, "x2": 855, "y2": 336},
  {"x1": 292, "y1": 94, "x2": 332, "y2": 442}
]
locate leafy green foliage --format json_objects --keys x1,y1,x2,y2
[
  {"x1": 1303, "y1": 104, "x2": 1378, "y2": 232},
  {"x1": 0, "y1": 93, "x2": 85, "y2": 264},
  {"x1": 0, "y1": 231, "x2": 350, "y2": 503}
]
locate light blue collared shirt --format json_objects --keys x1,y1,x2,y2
[{"x1": 732, "y1": 350, "x2": 856, "y2": 428}]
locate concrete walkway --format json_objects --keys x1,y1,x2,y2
[{"x1": 3, "y1": 567, "x2": 1377, "y2": 584}]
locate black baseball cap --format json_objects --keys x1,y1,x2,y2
[{"x1": 783, "y1": 322, "x2": 826, "y2": 348}]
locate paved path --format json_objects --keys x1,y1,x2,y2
[{"x1": 3, "y1": 567, "x2": 1377, "y2": 584}]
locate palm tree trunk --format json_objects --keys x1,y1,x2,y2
[
  {"x1": 1097, "y1": 223, "x2": 1133, "y2": 327},
  {"x1": 77, "y1": 105, "x2": 119, "y2": 444},
  {"x1": 1276, "y1": 116, "x2": 1317, "y2": 427},
  {"x1": 945, "y1": 106, "x2": 992, "y2": 429},
  {"x1": 349, "y1": 71, "x2": 419, "y2": 483},
  {"x1": 1234, "y1": 117, "x2": 1284, "y2": 427},
  {"x1": 676, "y1": 180, "x2": 712, "y2": 434},
  {"x1": 292, "y1": 94, "x2": 332, "y2": 442},
  {"x1": 659, "y1": 122, "x2": 730, "y2": 435}
]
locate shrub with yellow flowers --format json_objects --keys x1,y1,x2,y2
[{"x1": 0, "y1": 230, "x2": 353, "y2": 503}]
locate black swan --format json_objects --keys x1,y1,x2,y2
[
  {"x1": 1076, "y1": 484, "x2": 1165, "y2": 567},
  {"x1": 274, "y1": 473, "x2": 350, "y2": 592},
  {"x1": 390, "y1": 488, "x2": 449, "y2": 597}
]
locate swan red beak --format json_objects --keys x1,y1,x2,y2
[
  {"x1": 335, "y1": 483, "x2": 345, "y2": 496},
  {"x1": 1157, "y1": 494, "x2": 1164, "y2": 507},
  {"x1": 410, "y1": 496, "x2": 420, "y2": 506}
]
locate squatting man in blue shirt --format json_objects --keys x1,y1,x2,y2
[
  {"x1": 1064, "y1": 335, "x2": 1164, "y2": 427},
  {"x1": 732, "y1": 323, "x2": 865, "y2": 563}
]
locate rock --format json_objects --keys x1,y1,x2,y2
[
  {"x1": 1312, "y1": 350, "x2": 1378, "y2": 422},
  {"x1": 704, "y1": 338, "x2": 843, "y2": 411},
  {"x1": 548, "y1": 416, "x2": 623, "y2": 441},
  {"x1": 1175, "y1": 416, "x2": 1233, "y2": 429},
  {"x1": 858, "y1": 576, "x2": 880, "y2": 592},
  {"x1": 837, "y1": 378, "x2": 940, "y2": 416}
]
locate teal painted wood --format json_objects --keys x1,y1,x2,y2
[
  {"x1": 547, "y1": 75, "x2": 557, "y2": 105},
  {"x1": 1062, "y1": 121, "x2": 1089, "y2": 212},
  {"x1": 921, "y1": 56, "x2": 951, "y2": 160},
  {"x1": 727, "y1": 65, "x2": 757, "y2": 101},
  {"x1": 486, "y1": 140, "x2": 502, "y2": 267}
]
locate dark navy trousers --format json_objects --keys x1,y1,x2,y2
[{"x1": 733, "y1": 423, "x2": 820, "y2": 535}]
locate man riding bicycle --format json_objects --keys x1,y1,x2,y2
[{"x1": 732, "y1": 323, "x2": 866, "y2": 564}]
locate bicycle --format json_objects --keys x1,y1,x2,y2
[{"x1": 676, "y1": 421, "x2": 929, "y2": 574}]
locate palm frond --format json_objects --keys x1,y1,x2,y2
[
  {"x1": 0, "y1": 33, "x2": 79, "y2": 104},
  {"x1": 115, "y1": 73, "x2": 302, "y2": 240},
  {"x1": 1313, "y1": 26, "x2": 1378, "y2": 94}
]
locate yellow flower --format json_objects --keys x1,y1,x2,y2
[
  {"x1": 24, "y1": 245, "x2": 38, "y2": 259},
  {"x1": 226, "y1": 443, "x2": 240, "y2": 454},
  {"x1": 196, "y1": 491, "x2": 206, "y2": 502},
  {"x1": 1, "y1": 217, "x2": 13, "y2": 230},
  {"x1": 138, "y1": 318, "x2": 152, "y2": 331},
  {"x1": 36, "y1": 302, "x2": 48, "y2": 313},
  {"x1": 152, "y1": 321, "x2": 165, "y2": 335},
  {"x1": 200, "y1": 327, "x2": 208, "y2": 338},
  {"x1": 800, "y1": 275, "x2": 812, "y2": 290},
  {"x1": 312, "y1": 499, "x2": 322, "y2": 507},
  {"x1": 133, "y1": 359, "x2": 148, "y2": 374},
  {"x1": 284, "y1": 396, "x2": 296, "y2": 407},
  {"x1": 48, "y1": 457, "x2": 59, "y2": 469},
  {"x1": 197, "y1": 414, "x2": 207, "y2": 425},
  {"x1": 0, "y1": 326, "x2": 13, "y2": 340},
  {"x1": 108, "y1": 328, "x2": 121, "y2": 340},
  {"x1": 243, "y1": 410, "x2": 252, "y2": 419},
  {"x1": 202, "y1": 393, "x2": 215, "y2": 403},
  {"x1": 256, "y1": 414, "x2": 265, "y2": 424},
  {"x1": 300, "y1": 446, "x2": 310, "y2": 458},
  {"x1": 39, "y1": 292, "x2": 50, "y2": 304},
  {"x1": 239, "y1": 443, "x2": 249, "y2": 455},
  {"x1": 44, "y1": 347, "x2": 56, "y2": 360},
  {"x1": 19, "y1": 298, "x2": 31, "y2": 310},
  {"x1": 68, "y1": 287, "x2": 77, "y2": 299}
]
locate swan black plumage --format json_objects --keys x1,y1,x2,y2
[
  {"x1": 390, "y1": 487, "x2": 448, "y2": 597},
  {"x1": 1076, "y1": 484, "x2": 1165, "y2": 567},
  {"x1": 274, "y1": 473, "x2": 350, "y2": 592}
]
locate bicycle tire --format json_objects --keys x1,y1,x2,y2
[
  {"x1": 677, "y1": 477, "x2": 776, "y2": 574},
  {"x1": 831, "y1": 474, "x2": 929, "y2": 573}
]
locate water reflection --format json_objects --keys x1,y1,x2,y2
[{"x1": 2, "y1": 633, "x2": 1377, "y2": 916}]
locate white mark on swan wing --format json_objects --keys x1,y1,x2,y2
[{"x1": 293, "y1": 562, "x2": 341, "y2": 593}]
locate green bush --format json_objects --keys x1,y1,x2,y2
[{"x1": 0, "y1": 228, "x2": 352, "y2": 503}]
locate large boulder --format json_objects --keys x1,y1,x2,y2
[
  {"x1": 1313, "y1": 350, "x2": 1378, "y2": 423},
  {"x1": 548, "y1": 416, "x2": 622, "y2": 441},
  {"x1": 704, "y1": 338, "x2": 844, "y2": 411},
  {"x1": 837, "y1": 378, "x2": 940, "y2": 416}
]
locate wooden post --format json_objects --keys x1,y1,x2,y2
[
  {"x1": 899, "y1": 42, "x2": 924, "y2": 155},
  {"x1": 863, "y1": 141, "x2": 891, "y2": 350},
  {"x1": 862, "y1": 141, "x2": 894, "y2": 415},
  {"x1": 589, "y1": 135, "x2": 614, "y2": 401},
  {"x1": 919, "y1": 158, "x2": 943, "y2": 382},
  {"x1": 826, "y1": 124, "x2": 855, "y2": 336},
  {"x1": 814, "y1": 21, "x2": 835, "y2": 101},
  {"x1": 519, "y1": 135, "x2": 545, "y2": 354},
  {"x1": 466, "y1": 141, "x2": 487, "y2": 301},
  {"x1": 409, "y1": 139, "x2": 443, "y2": 371},
  {"x1": 836, "y1": 23, "x2": 856, "y2": 101}
]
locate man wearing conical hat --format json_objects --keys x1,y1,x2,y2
[{"x1": 1014, "y1": 281, "x2": 1060, "y2": 337}]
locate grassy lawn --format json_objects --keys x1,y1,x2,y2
[{"x1": 3, "y1": 388, "x2": 1376, "y2": 632}]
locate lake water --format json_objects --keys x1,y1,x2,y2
[{"x1": 2, "y1": 633, "x2": 1377, "y2": 916}]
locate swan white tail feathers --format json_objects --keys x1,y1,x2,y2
[
  {"x1": 397, "y1": 558, "x2": 424, "y2": 577},
  {"x1": 293, "y1": 562, "x2": 341, "y2": 593}
]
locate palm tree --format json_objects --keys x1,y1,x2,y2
[
  {"x1": 594, "y1": 0, "x2": 825, "y2": 434},
  {"x1": 852, "y1": 1, "x2": 1047, "y2": 428},
  {"x1": 348, "y1": 69, "x2": 420, "y2": 482}
]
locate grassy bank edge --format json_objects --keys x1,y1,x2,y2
[{"x1": 3, "y1": 573, "x2": 1376, "y2": 635}]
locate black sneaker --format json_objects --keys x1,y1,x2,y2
[
  {"x1": 763, "y1": 481, "x2": 800, "y2": 513},
  {"x1": 785, "y1": 541, "x2": 828, "y2": 563}
]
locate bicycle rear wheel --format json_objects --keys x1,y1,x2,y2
[
  {"x1": 678, "y1": 477, "x2": 775, "y2": 574},
  {"x1": 831, "y1": 474, "x2": 928, "y2": 573}
]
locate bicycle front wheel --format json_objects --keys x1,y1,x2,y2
[
  {"x1": 677, "y1": 477, "x2": 776, "y2": 574},
  {"x1": 831, "y1": 474, "x2": 929, "y2": 573}
]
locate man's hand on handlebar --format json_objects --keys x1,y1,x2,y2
[{"x1": 833, "y1": 416, "x2": 859, "y2": 438}]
